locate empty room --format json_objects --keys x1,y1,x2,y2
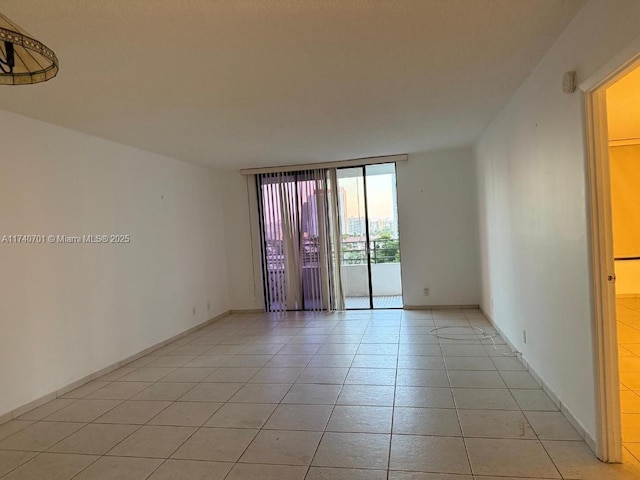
[{"x1": 1, "y1": 1, "x2": 640, "y2": 479}]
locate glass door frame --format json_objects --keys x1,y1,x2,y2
[
  {"x1": 361, "y1": 165, "x2": 374, "y2": 309},
  {"x1": 337, "y1": 163, "x2": 403, "y2": 310}
]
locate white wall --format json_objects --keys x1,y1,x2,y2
[
  {"x1": 398, "y1": 149, "x2": 480, "y2": 307},
  {"x1": 0, "y1": 109, "x2": 230, "y2": 418},
  {"x1": 609, "y1": 144, "x2": 640, "y2": 295},
  {"x1": 220, "y1": 171, "x2": 264, "y2": 311},
  {"x1": 615, "y1": 261, "x2": 640, "y2": 296},
  {"x1": 475, "y1": 0, "x2": 640, "y2": 442}
]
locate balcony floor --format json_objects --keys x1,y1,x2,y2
[{"x1": 345, "y1": 295, "x2": 403, "y2": 309}]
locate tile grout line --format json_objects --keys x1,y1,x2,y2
[
  {"x1": 303, "y1": 312, "x2": 369, "y2": 478},
  {"x1": 386, "y1": 311, "x2": 407, "y2": 479},
  {"x1": 446, "y1": 311, "x2": 474, "y2": 478}
]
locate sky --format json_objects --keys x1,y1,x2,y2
[
  {"x1": 339, "y1": 173, "x2": 394, "y2": 220},
  {"x1": 260, "y1": 167, "x2": 397, "y2": 239}
]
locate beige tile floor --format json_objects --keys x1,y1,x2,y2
[
  {"x1": 618, "y1": 297, "x2": 640, "y2": 463},
  {"x1": 1, "y1": 309, "x2": 639, "y2": 479}
]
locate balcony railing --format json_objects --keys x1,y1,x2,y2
[
  {"x1": 262, "y1": 238, "x2": 403, "y2": 301},
  {"x1": 263, "y1": 238, "x2": 400, "y2": 268},
  {"x1": 340, "y1": 239, "x2": 400, "y2": 265}
]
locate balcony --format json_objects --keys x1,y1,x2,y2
[
  {"x1": 341, "y1": 239, "x2": 403, "y2": 309},
  {"x1": 262, "y1": 238, "x2": 403, "y2": 310}
]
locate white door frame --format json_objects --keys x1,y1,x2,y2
[
  {"x1": 584, "y1": 52, "x2": 640, "y2": 463},
  {"x1": 585, "y1": 87, "x2": 621, "y2": 463}
]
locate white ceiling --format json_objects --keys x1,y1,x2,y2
[{"x1": 0, "y1": 0, "x2": 584, "y2": 169}]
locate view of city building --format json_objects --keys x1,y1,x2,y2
[
  {"x1": 346, "y1": 216, "x2": 396, "y2": 236},
  {"x1": 262, "y1": 171, "x2": 399, "y2": 245}
]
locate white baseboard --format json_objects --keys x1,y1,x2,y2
[
  {"x1": 0, "y1": 310, "x2": 230, "y2": 426},
  {"x1": 404, "y1": 304, "x2": 480, "y2": 310},
  {"x1": 229, "y1": 308, "x2": 264, "y2": 314},
  {"x1": 479, "y1": 306, "x2": 597, "y2": 454}
]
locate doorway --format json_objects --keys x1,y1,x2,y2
[
  {"x1": 607, "y1": 64, "x2": 640, "y2": 459},
  {"x1": 587, "y1": 55, "x2": 640, "y2": 462},
  {"x1": 336, "y1": 163, "x2": 403, "y2": 309}
]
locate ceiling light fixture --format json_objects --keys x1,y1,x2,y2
[{"x1": 0, "y1": 12, "x2": 58, "y2": 85}]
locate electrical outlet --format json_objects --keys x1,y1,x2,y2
[
  {"x1": 423, "y1": 288, "x2": 430, "y2": 296},
  {"x1": 192, "y1": 306, "x2": 196, "y2": 316},
  {"x1": 207, "y1": 301, "x2": 210, "y2": 311},
  {"x1": 523, "y1": 330, "x2": 527, "y2": 344}
]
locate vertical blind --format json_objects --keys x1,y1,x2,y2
[{"x1": 257, "y1": 169, "x2": 343, "y2": 312}]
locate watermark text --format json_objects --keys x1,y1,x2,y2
[{"x1": 1, "y1": 234, "x2": 131, "y2": 244}]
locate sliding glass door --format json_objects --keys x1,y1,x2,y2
[
  {"x1": 256, "y1": 170, "x2": 344, "y2": 312},
  {"x1": 256, "y1": 163, "x2": 402, "y2": 312},
  {"x1": 337, "y1": 163, "x2": 403, "y2": 309}
]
